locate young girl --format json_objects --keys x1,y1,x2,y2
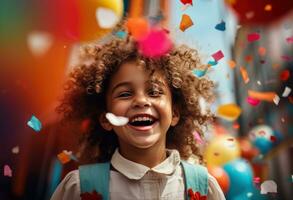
[{"x1": 50, "y1": 30, "x2": 226, "y2": 200}]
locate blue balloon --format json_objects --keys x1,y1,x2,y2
[
  {"x1": 253, "y1": 137, "x2": 273, "y2": 155},
  {"x1": 223, "y1": 159, "x2": 254, "y2": 199}
]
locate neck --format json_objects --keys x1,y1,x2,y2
[{"x1": 118, "y1": 144, "x2": 167, "y2": 168}]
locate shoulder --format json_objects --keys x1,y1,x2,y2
[
  {"x1": 207, "y1": 173, "x2": 226, "y2": 200},
  {"x1": 50, "y1": 170, "x2": 81, "y2": 200}
]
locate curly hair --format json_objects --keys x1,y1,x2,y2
[{"x1": 57, "y1": 35, "x2": 214, "y2": 165}]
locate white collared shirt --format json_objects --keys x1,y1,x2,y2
[{"x1": 51, "y1": 149, "x2": 226, "y2": 200}]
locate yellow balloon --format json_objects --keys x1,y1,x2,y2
[
  {"x1": 204, "y1": 135, "x2": 240, "y2": 167},
  {"x1": 79, "y1": 0, "x2": 123, "y2": 42}
]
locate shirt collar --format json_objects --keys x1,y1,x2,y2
[{"x1": 110, "y1": 148, "x2": 181, "y2": 180}]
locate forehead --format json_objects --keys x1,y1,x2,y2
[{"x1": 109, "y1": 60, "x2": 168, "y2": 87}]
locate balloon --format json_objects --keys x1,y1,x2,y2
[
  {"x1": 204, "y1": 135, "x2": 240, "y2": 166},
  {"x1": 208, "y1": 166, "x2": 230, "y2": 193},
  {"x1": 248, "y1": 125, "x2": 275, "y2": 154},
  {"x1": 224, "y1": 0, "x2": 293, "y2": 25},
  {"x1": 223, "y1": 159, "x2": 254, "y2": 198},
  {"x1": 238, "y1": 138, "x2": 259, "y2": 160}
]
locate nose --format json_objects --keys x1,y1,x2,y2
[{"x1": 132, "y1": 92, "x2": 151, "y2": 108}]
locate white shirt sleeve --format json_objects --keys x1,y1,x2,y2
[
  {"x1": 207, "y1": 174, "x2": 226, "y2": 200},
  {"x1": 50, "y1": 170, "x2": 81, "y2": 200}
]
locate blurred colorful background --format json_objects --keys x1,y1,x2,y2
[{"x1": 0, "y1": 0, "x2": 292, "y2": 199}]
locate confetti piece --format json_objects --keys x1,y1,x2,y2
[
  {"x1": 215, "y1": 21, "x2": 226, "y2": 31},
  {"x1": 282, "y1": 87, "x2": 291, "y2": 97},
  {"x1": 96, "y1": 7, "x2": 119, "y2": 29},
  {"x1": 248, "y1": 90, "x2": 277, "y2": 102},
  {"x1": 279, "y1": 70, "x2": 290, "y2": 81},
  {"x1": 228, "y1": 60, "x2": 236, "y2": 69},
  {"x1": 114, "y1": 31, "x2": 127, "y2": 39},
  {"x1": 4, "y1": 165, "x2": 12, "y2": 177},
  {"x1": 247, "y1": 32, "x2": 260, "y2": 42},
  {"x1": 273, "y1": 95, "x2": 280, "y2": 105},
  {"x1": 286, "y1": 36, "x2": 293, "y2": 44},
  {"x1": 126, "y1": 17, "x2": 149, "y2": 40},
  {"x1": 246, "y1": 11, "x2": 254, "y2": 19},
  {"x1": 240, "y1": 67, "x2": 250, "y2": 84},
  {"x1": 105, "y1": 113, "x2": 129, "y2": 126},
  {"x1": 270, "y1": 135, "x2": 276, "y2": 142},
  {"x1": 254, "y1": 177, "x2": 261, "y2": 183},
  {"x1": 180, "y1": 14, "x2": 194, "y2": 32},
  {"x1": 258, "y1": 47, "x2": 266, "y2": 56},
  {"x1": 137, "y1": 28, "x2": 173, "y2": 58},
  {"x1": 260, "y1": 180, "x2": 277, "y2": 194},
  {"x1": 57, "y1": 151, "x2": 71, "y2": 164},
  {"x1": 264, "y1": 4, "x2": 272, "y2": 11},
  {"x1": 193, "y1": 131, "x2": 203, "y2": 144},
  {"x1": 245, "y1": 55, "x2": 253, "y2": 62},
  {"x1": 247, "y1": 96, "x2": 260, "y2": 106},
  {"x1": 80, "y1": 118, "x2": 91, "y2": 133},
  {"x1": 12, "y1": 146, "x2": 19, "y2": 154},
  {"x1": 27, "y1": 115, "x2": 42, "y2": 132},
  {"x1": 193, "y1": 69, "x2": 207, "y2": 77},
  {"x1": 217, "y1": 103, "x2": 242, "y2": 121},
  {"x1": 281, "y1": 55, "x2": 291, "y2": 61},
  {"x1": 180, "y1": 0, "x2": 193, "y2": 5},
  {"x1": 207, "y1": 60, "x2": 218, "y2": 66},
  {"x1": 233, "y1": 122, "x2": 240, "y2": 129},
  {"x1": 27, "y1": 31, "x2": 53, "y2": 57},
  {"x1": 257, "y1": 81, "x2": 262, "y2": 85},
  {"x1": 211, "y1": 50, "x2": 224, "y2": 62},
  {"x1": 246, "y1": 192, "x2": 253, "y2": 198}
]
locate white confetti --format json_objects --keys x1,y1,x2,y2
[
  {"x1": 273, "y1": 95, "x2": 280, "y2": 105},
  {"x1": 282, "y1": 87, "x2": 291, "y2": 97},
  {"x1": 12, "y1": 146, "x2": 19, "y2": 154},
  {"x1": 27, "y1": 31, "x2": 53, "y2": 57},
  {"x1": 105, "y1": 113, "x2": 129, "y2": 126},
  {"x1": 246, "y1": 192, "x2": 253, "y2": 198},
  {"x1": 260, "y1": 180, "x2": 277, "y2": 194},
  {"x1": 96, "y1": 7, "x2": 119, "y2": 29},
  {"x1": 257, "y1": 80, "x2": 262, "y2": 85}
]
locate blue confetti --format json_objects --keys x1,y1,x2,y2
[
  {"x1": 215, "y1": 21, "x2": 226, "y2": 31},
  {"x1": 208, "y1": 60, "x2": 218, "y2": 66},
  {"x1": 193, "y1": 69, "x2": 207, "y2": 77},
  {"x1": 27, "y1": 115, "x2": 42, "y2": 132},
  {"x1": 115, "y1": 31, "x2": 127, "y2": 39}
]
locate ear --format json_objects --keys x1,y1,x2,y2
[
  {"x1": 99, "y1": 112, "x2": 113, "y2": 131},
  {"x1": 171, "y1": 105, "x2": 180, "y2": 126}
]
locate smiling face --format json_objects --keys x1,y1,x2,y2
[{"x1": 101, "y1": 60, "x2": 180, "y2": 152}]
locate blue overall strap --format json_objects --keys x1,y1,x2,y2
[
  {"x1": 79, "y1": 162, "x2": 110, "y2": 200},
  {"x1": 181, "y1": 161, "x2": 208, "y2": 198}
]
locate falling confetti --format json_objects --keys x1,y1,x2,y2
[
  {"x1": 57, "y1": 151, "x2": 71, "y2": 164},
  {"x1": 126, "y1": 17, "x2": 149, "y2": 40},
  {"x1": 137, "y1": 28, "x2": 173, "y2": 58},
  {"x1": 247, "y1": 96, "x2": 260, "y2": 106},
  {"x1": 12, "y1": 146, "x2": 19, "y2": 154},
  {"x1": 260, "y1": 180, "x2": 277, "y2": 194},
  {"x1": 240, "y1": 67, "x2": 250, "y2": 84},
  {"x1": 207, "y1": 60, "x2": 218, "y2": 66},
  {"x1": 27, "y1": 115, "x2": 42, "y2": 132},
  {"x1": 258, "y1": 47, "x2": 266, "y2": 56},
  {"x1": 282, "y1": 87, "x2": 291, "y2": 97},
  {"x1": 264, "y1": 4, "x2": 272, "y2": 11},
  {"x1": 217, "y1": 103, "x2": 242, "y2": 121},
  {"x1": 248, "y1": 90, "x2": 277, "y2": 102},
  {"x1": 247, "y1": 32, "x2": 260, "y2": 42},
  {"x1": 245, "y1": 55, "x2": 253, "y2": 63},
  {"x1": 27, "y1": 31, "x2": 53, "y2": 57},
  {"x1": 286, "y1": 36, "x2": 293, "y2": 44},
  {"x1": 215, "y1": 21, "x2": 226, "y2": 31},
  {"x1": 180, "y1": 0, "x2": 193, "y2": 5},
  {"x1": 228, "y1": 60, "x2": 236, "y2": 69},
  {"x1": 105, "y1": 113, "x2": 129, "y2": 126},
  {"x1": 96, "y1": 7, "x2": 120, "y2": 29},
  {"x1": 4, "y1": 165, "x2": 12, "y2": 177},
  {"x1": 211, "y1": 50, "x2": 224, "y2": 62},
  {"x1": 273, "y1": 95, "x2": 280, "y2": 105},
  {"x1": 179, "y1": 14, "x2": 194, "y2": 32},
  {"x1": 193, "y1": 69, "x2": 207, "y2": 77},
  {"x1": 253, "y1": 177, "x2": 261, "y2": 183},
  {"x1": 281, "y1": 55, "x2": 292, "y2": 61},
  {"x1": 279, "y1": 70, "x2": 290, "y2": 81}
]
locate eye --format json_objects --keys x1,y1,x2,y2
[
  {"x1": 117, "y1": 91, "x2": 132, "y2": 98},
  {"x1": 148, "y1": 88, "x2": 163, "y2": 97}
]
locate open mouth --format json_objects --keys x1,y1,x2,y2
[{"x1": 128, "y1": 114, "x2": 157, "y2": 127}]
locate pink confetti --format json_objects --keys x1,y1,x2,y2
[
  {"x1": 4, "y1": 165, "x2": 12, "y2": 177},
  {"x1": 211, "y1": 50, "x2": 224, "y2": 62},
  {"x1": 137, "y1": 28, "x2": 172, "y2": 58},
  {"x1": 286, "y1": 36, "x2": 293, "y2": 44},
  {"x1": 193, "y1": 131, "x2": 203, "y2": 144},
  {"x1": 247, "y1": 96, "x2": 260, "y2": 106},
  {"x1": 281, "y1": 55, "x2": 292, "y2": 61},
  {"x1": 247, "y1": 33, "x2": 260, "y2": 42}
]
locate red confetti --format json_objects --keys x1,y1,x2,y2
[
  {"x1": 247, "y1": 33, "x2": 260, "y2": 42},
  {"x1": 279, "y1": 70, "x2": 290, "y2": 81},
  {"x1": 211, "y1": 50, "x2": 224, "y2": 62},
  {"x1": 270, "y1": 135, "x2": 276, "y2": 142},
  {"x1": 80, "y1": 191, "x2": 102, "y2": 200},
  {"x1": 254, "y1": 177, "x2": 261, "y2": 183},
  {"x1": 245, "y1": 55, "x2": 253, "y2": 62},
  {"x1": 180, "y1": 0, "x2": 193, "y2": 5},
  {"x1": 188, "y1": 189, "x2": 207, "y2": 200},
  {"x1": 286, "y1": 36, "x2": 293, "y2": 44},
  {"x1": 247, "y1": 96, "x2": 260, "y2": 106}
]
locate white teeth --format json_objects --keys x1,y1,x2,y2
[{"x1": 131, "y1": 116, "x2": 154, "y2": 123}]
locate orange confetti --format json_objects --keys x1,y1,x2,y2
[
  {"x1": 233, "y1": 122, "x2": 240, "y2": 129},
  {"x1": 264, "y1": 4, "x2": 272, "y2": 11},
  {"x1": 217, "y1": 103, "x2": 242, "y2": 121},
  {"x1": 258, "y1": 47, "x2": 266, "y2": 56},
  {"x1": 248, "y1": 90, "x2": 277, "y2": 102},
  {"x1": 125, "y1": 17, "x2": 149, "y2": 40},
  {"x1": 245, "y1": 55, "x2": 253, "y2": 62},
  {"x1": 272, "y1": 63, "x2": 280, "y2": 69},
  {"x1": 228, "y1": 60, "x2": 236, "y2": 69},
  {"x1": 180, "y1": 14, "x2": 194, "y2": 32},
  {"x1": 57, "y1": 152, "x2": 71, "y2": 164},
  {"x1": 240, "y1": 66, "x2": 250, "y2": 84}
]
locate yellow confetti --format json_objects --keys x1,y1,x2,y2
[{"x1": 217, "y1": 103, "x2": 242, "y2": 121}]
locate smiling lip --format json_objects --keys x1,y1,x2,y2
[{"x1": 127, "y1": 121, "x2": 158, "y2": 131}]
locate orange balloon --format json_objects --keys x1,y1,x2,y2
[{"x1": 208, "y1": 166, "x2": 230, "y2": 193}]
